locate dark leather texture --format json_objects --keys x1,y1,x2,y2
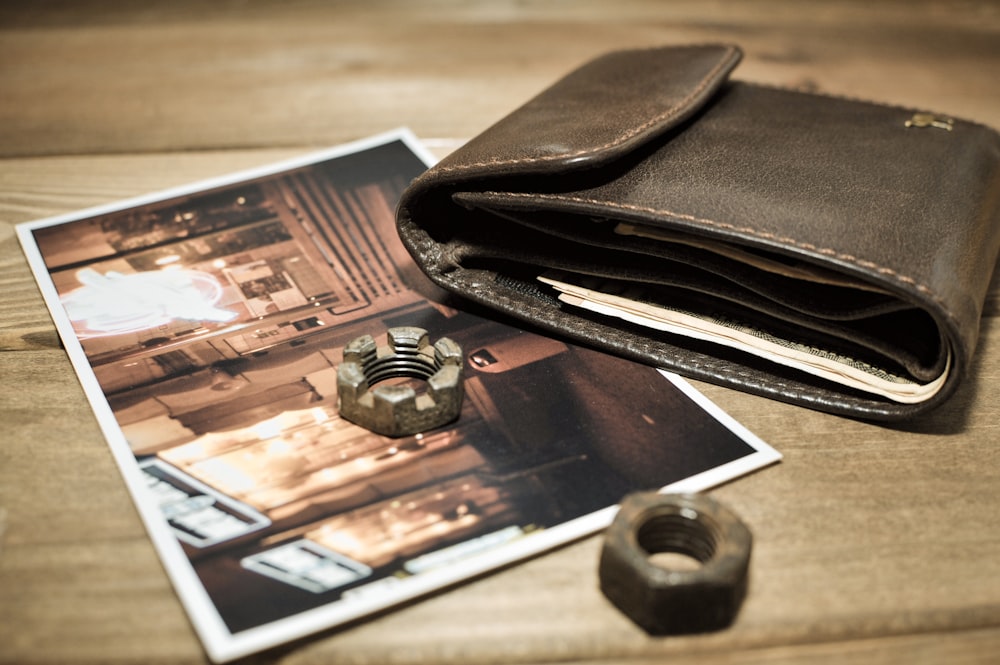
[{"x1": 396, "y1": 44, "x2": 1000, "y2": 420}]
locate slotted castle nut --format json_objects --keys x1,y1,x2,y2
[
  {"x1": 336, "y1": 327, "x2": 464, "y2": 437},
  {"x1": 598, "y1": 492, "x2": 752, "y2": 635}
]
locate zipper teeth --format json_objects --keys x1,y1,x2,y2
[{"x1": 494, "y1": 273, "x2": 560, "y2": 305}]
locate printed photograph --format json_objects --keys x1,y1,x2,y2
[{"x1": 18, "y1": 131, "x2": 779, "y2": 661}]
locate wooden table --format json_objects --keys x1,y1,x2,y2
[{"x1": 2, "y1": 2, "x2": 999, "y2": 663}]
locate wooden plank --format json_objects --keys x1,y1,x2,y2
[{"x1": 0, "y1": 1, "x2": 997, "y2": 157}]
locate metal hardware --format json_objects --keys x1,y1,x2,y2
[
  {"x1": 598, "y1": 492, "x2": 752, "y2": 635},
  {"x1": 336, "y1": 327, "x2": 464, "y2": 437},
  {"x1": 905, "y1": 112, "x2": 954, "y2": 131}
]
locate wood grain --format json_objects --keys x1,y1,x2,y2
[
  {"x1": 1, "y1": 1, "x2": 999, "y2": 157},
  {"x1": 2, "y1": 2, "x2": 1000, "y2": 664}
]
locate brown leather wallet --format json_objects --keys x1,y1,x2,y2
[{"x1": 396, "y1": 44, "x2": 1000, "y2": 420}]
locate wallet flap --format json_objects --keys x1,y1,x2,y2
[{"x1": 428, "y1": 44, "x2": 742, "y2": 178}]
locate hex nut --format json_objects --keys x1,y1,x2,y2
[
  {"x1": 598, "y1": 492, "x2": 752, "y2": 635},
  {"x1": 336, "y1": 327, "x2": 464, "y2": 437}
]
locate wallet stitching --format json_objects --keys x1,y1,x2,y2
[
  {"x1": 487, "y1": 191, "x2": 953, "y2": 316},
  {"x1": 428, "y1": 45, "x2": 741, "y2": 175}
]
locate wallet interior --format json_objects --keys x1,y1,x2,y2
[{"x1": 444, "y1": 192, "x2": 949, "y2": 404}]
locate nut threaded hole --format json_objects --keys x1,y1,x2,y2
[
  {"x1": 636, "y1": 511, "x2": 718, "y2": 571},
  {"x1": 365, "y1": 355, "x2": 437, "y2": 385}
]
